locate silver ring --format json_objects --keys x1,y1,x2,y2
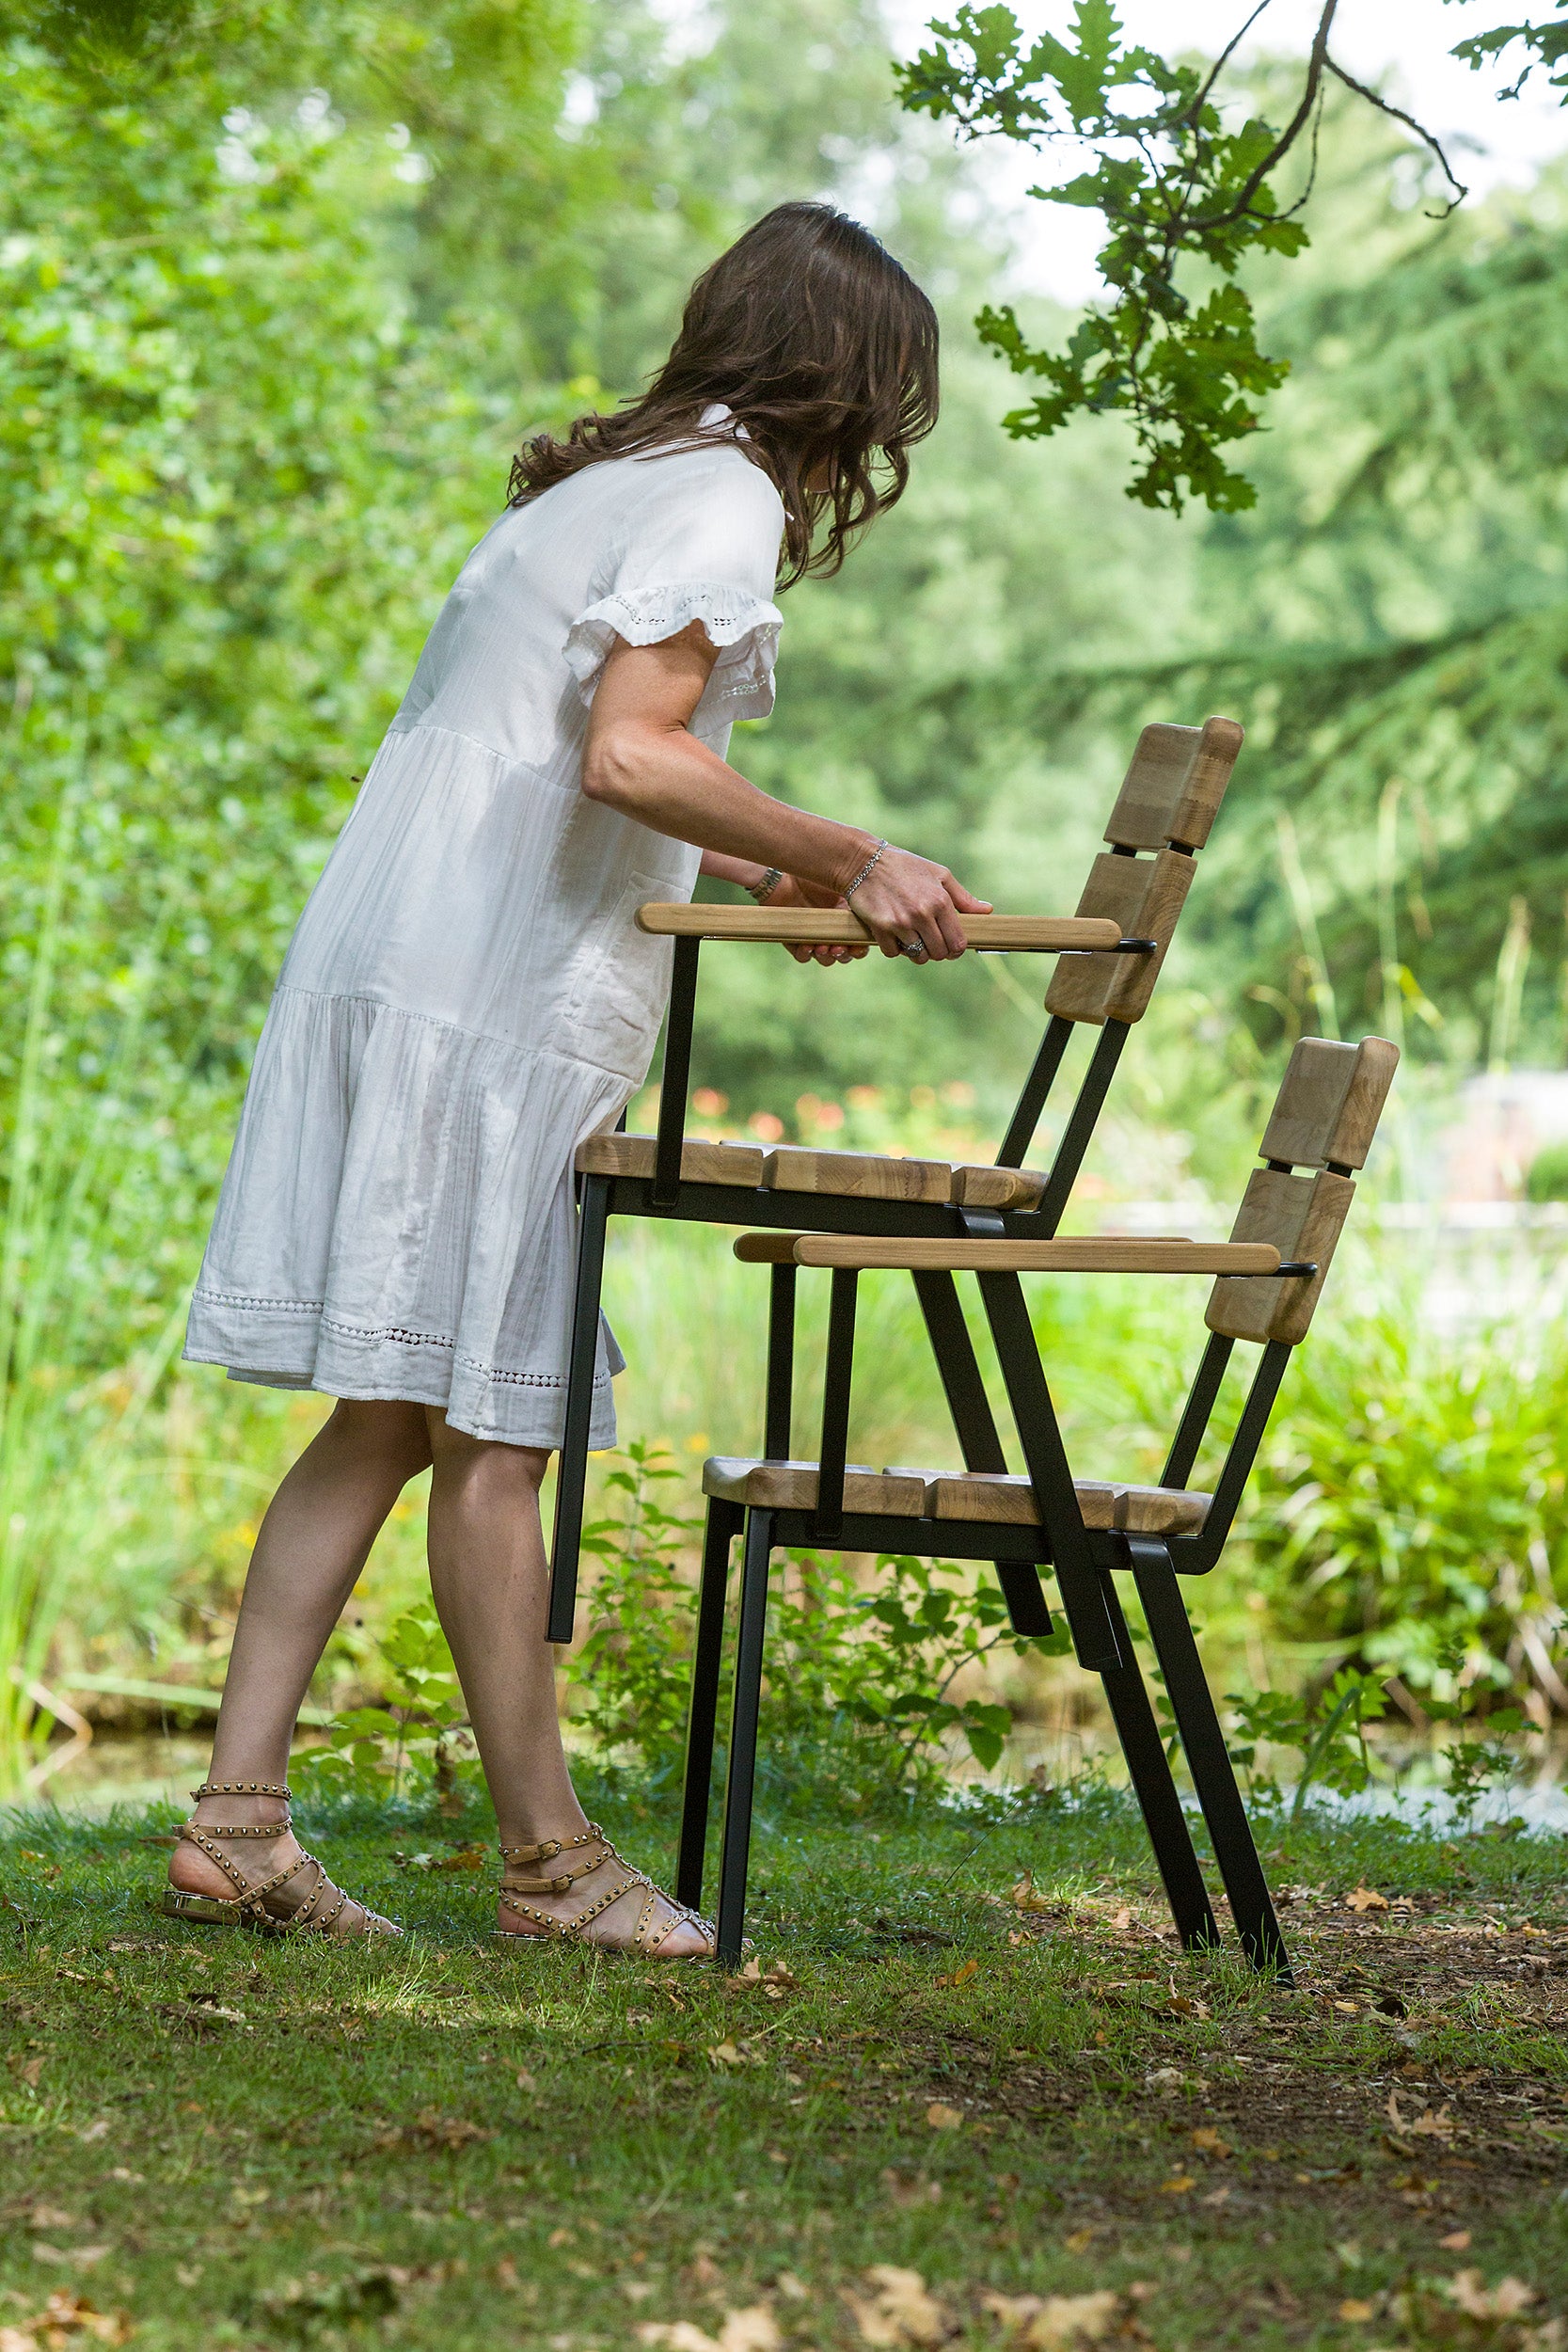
[{"x1": 898, "y1": 937, "x2": 929, "y2": 961}]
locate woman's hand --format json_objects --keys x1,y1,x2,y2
[
  {"x1": 843, "y1": 844, "x2": 991, "y2": 961},
  {"x1": 768, "y1": 873, "x2": 868, "y2": 966}
]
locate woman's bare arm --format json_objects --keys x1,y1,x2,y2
[{"x1": 580, "y1": 623, "x2": 990, "y2": 961}]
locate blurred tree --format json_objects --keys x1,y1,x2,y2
[{"x1": 895, "y1": 1, "x2": 1563, "y2": 514}]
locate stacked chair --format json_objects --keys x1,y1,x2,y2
[
  {"x1": 684, "y1": 1033, "x2": 1400, "y2": 1971},
  {"x1": 547, "y1": 716, "x2": 1244, "y2": 1643},
  {"x1": 545, "y1": 707, "x2": 1397, "y2": 1978}
]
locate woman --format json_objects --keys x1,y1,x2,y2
[{"x1": 170, "y1": 201, "x2": 990, "y2": 1958}]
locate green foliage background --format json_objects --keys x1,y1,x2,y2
[{"x1": 5, "y1": 0, "x2": 1568, "y2": 1765}]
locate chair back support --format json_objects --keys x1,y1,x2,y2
[
  {"x1": 1045, "y1": 716, "x2": 1243, "y2": 1027},
  {"x1": 1206, "y1": 1035, "x2": 1399, "y2": 1346}
]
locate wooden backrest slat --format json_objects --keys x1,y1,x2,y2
[
  {"x1": 1104, "y1": 715, "x2": 1243, "y2": 852},
  {"x1": 1259, "y1": 1035, "x2": 1401, "y2": 1170},
  {"x1": 1207, "y1": 1033, "x2": 1399, "y2": 1343},
  {"x1": 1044, "y1": 848, "x2": 1196, "y2": 1026}
]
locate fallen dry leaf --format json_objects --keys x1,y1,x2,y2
[
  {"x1": 1012, "y1": 1873, "x2": 1053, "y2": 1915},
  {"x1": 1107, "y1": 1907, "x2": 1132, "y2": 1932},
  {"x1": 1446, "y1": 2271, "x2": 1536, "y2": 2321},
  {"x1": 707, "y1": 2042, "x2": 746, "y2": 2068},
  {"x1": 374, "y1": 2110, "x2": 489, "y2": 2153},
  {"x1": 882, "y1": 2170, "x2": 942, "y2": 2208},
  {"x1": 1338, "y1": 2298, "x2": 1376, "y2": 2323},
  {"x1": 844, "y1": 2265, "x2": 951, "y2": 2347},
  {"x1": 1345, "y1": 1886, "x2": 1389, "y2": 1914},
  {"x1": 1143, "y1": 2069, "x2": 1183, "y2": 2095},
  {"x1": 1063, "y1": 2230, "x2": 1097, "y2": 2256},
  {"x1": 1190, "y1": 2127, "x2": 1231, "y2": 2158},
  {"x1": 0, "y1": 2290, "x2": 133, "y2": 2345},
  {"x1": 515, "y1": 2069, "x2": 537, "y2": 2093},
  {"x1": 926, "y1": 2103, "x2": 963, "y2": 2131},
  {"x1": 1157, "y1": 2174, "x2": 1196, "y2": 2197},
  {"x1": 31, "y1": 2247, "x2": 110, "y2": 2271},
  {"x1": 936, "y1": 1960, "x2": 978, "y2": 1990},
  {"x1": 1440, "y1": 2232, "x2": 1473, "y2": 2252},
  {"x1": 1029, "y1": 2292, "x2": 1125, "y2": 2349},
  {"x1": 638, "y1": 2308, "x2": 783, "y2": 2352}
]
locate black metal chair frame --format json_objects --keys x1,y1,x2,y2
[
  {"x1": 546, "y1": 928, "x2": 1156, "y2": 1645},
  {"x1": 678, "y1": 1253, "x2": 1311, "y2": 1979}
]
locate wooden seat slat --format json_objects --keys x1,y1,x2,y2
[
  {"x1": 949, "y1": 1164, "x2": 1048, "y2": 1211},
  {"x1": 931, "y1": 1471, "x2": 1208, "y2": 1534},
  {"x1": 764, "y1": 1146, "x2": 952, "y2": 1204},
  {"x1": 576, "y1": 1134, "x2": 766, "y2": 1186},
  {"x1": 700, "y1": 1458, "x2": 929, "y2": 1516},
  {"x1": 701, "y1": 1458, "x2": 1210, "y2": 1535}
]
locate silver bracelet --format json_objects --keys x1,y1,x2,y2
[
  {"x1": 746, "y1": 867, "x2": 784, "y2": 905},
  {"x1": 843, "y1": 838, "x2": 888, "y2": 901}
]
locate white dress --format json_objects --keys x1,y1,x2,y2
[{"x1": 182, "y1": 420, "x2": 785, "y2": 1446}]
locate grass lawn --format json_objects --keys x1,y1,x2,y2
[{"x1": 1, "y1": 1776, "x2": 1565, "y2": 2349}]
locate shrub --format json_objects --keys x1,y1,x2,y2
[{"x1": 1240, "y1": 1309, "x2": 1568, "y2": 1714}]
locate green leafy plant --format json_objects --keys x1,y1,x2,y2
[
  {"x1": 1240, "y1": 1309, "x2": 1568, "y2": 1714},
  {"x1": 1227, "y1": 1664, "x2": 1389, "y2": 1814},
  {"x1": 561, "y1": 1444, "x2": 1066, "y2": 1798},
  {"x1": 568, "y1": 1440, "x2": 708, "y2": 1764},
  {"x1": 293, "y1": 1599, "x2": 471, "y2": 1809},
  {"x1": 896, "y1": 1, "x2": 1475, "y2": 511}
]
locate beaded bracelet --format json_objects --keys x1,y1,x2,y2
[{"x1": 844, "y1": 838, "x2": 888, "y2": 901}]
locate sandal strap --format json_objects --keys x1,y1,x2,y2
[
  {"x1": 499, "y1": 1868, "x2": 645, "y2": 1938},
  {"x1": 186, "y1": 1820, "x2": 293, "y2": 1837},
  {"x1": 179, "y1": 1826, "x2": 254, "y2": 1899},
  {"x1": 501, "y1": 1851, "x2": 614, "y2": 1897},
  {"x1": 497, "y1": 1822, "x2": 606, "y2": 1867},
  {"x1": 190, "y1": 1781, "x2": 292, "y2": 1803},
  {"x1": 644, "y1": 1898, "x2": 714, "y2": 1956},
  {"x1": 495, "y1": 1832, "x2": 717, "y2": 1957}
]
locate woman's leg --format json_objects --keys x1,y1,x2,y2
[
  {"x1": 169, "y1": 1397, "x2": 432, "y2": 1920},
  {"x1": 422, "y1": 1412, "x2": 709, "y2": 1956}
]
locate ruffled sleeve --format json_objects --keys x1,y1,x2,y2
[{"x1": 564, "y1": 446, "x2": 785, "y2": 723}]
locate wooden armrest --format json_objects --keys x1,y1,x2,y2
[
  {"x1": 782, "y1": 1236, "x2": 1286, "y2": 1275},
  {"x1": 734, "y1": 1232, "x2": 811, "y2": 1263},
  {"x1": 636, "y1": 905, "x2": 1126, "y2": 952}
]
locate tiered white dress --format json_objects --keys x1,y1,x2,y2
[{"x1": 182, "y1": 422, "x2": 785, "y2": 1446}]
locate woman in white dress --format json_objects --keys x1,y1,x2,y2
[{"x1": 167, "y1": 202, "x2": 990, "y2": 1957}]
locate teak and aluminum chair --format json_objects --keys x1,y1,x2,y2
[
  {"x1": 546, "y1": 716, "x2": 1245, "y2": 1644},
  {"x1": 675, "y1": 1033, "x2": 1400, "y2": 1973}
]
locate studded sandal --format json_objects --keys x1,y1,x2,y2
[
  {"x1": 496, "y1": 1823, "x2": 715, "y2": 1959},
  {"x1": 162, "y1": 1781, "x2": 402, "y2": 1938}
]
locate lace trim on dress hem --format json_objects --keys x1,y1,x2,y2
[{"x1": 194, "y1": 1287, "x2": 325, "y2": 1315}]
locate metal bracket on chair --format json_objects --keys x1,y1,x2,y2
[
  {"x1": 651, "y1": 936, "x2": 701, "y2": 1209},
  {"x1": 811, "y1": 1268, "x2": 858, "y2": 1544}
]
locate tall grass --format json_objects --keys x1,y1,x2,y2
[{"x1": 0, "y1": 782, "x2": 217, "y2": 1790}]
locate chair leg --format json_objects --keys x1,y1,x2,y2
[
  {"x1": 714, "y1": 1508, "x2": 773, "y2": 1966},
  {"x1": 1097, "y1": 1575, "x2": 1221, "y2": 1953},
  {"x1": 1128, "y1": 1537, "x2": 1292, "y2": 1980},
  {"x1": 546, "y1": 1173, "x2": 610, "y2": 1645},
  {"x1": 676, "y1": 1499, "x2": 741, "y2": 1912}
]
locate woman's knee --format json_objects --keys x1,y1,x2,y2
[
  {"x1": 323, "y1": 1399, "x2": 434, "y2": 1482},
  {"x1": 425, "y1": 1411, "x2": 549, "y2": 1494}
]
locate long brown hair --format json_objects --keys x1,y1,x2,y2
[{"x1": 507, "y1": 203, "x2": 939, "y2": 586}]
